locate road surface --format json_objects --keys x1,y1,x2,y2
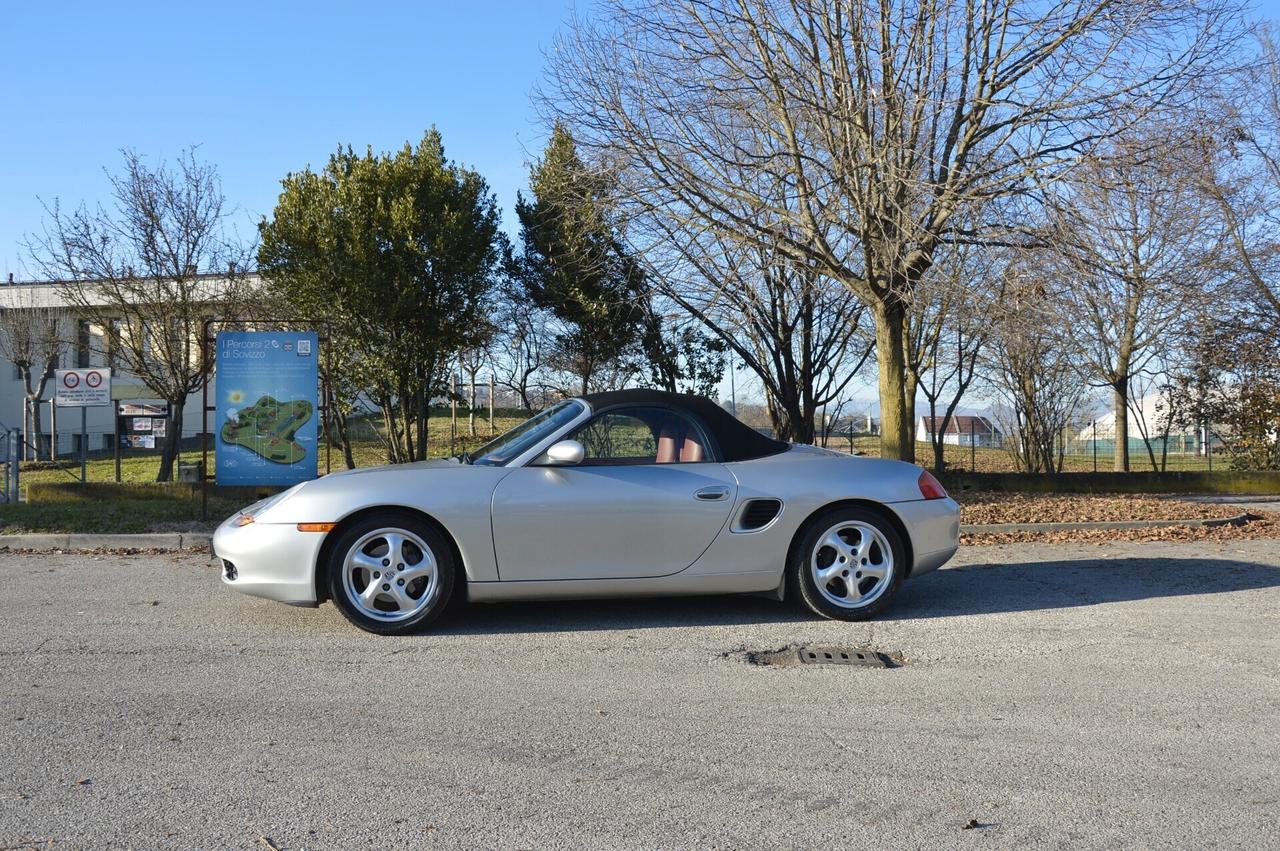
[{"x1": 1, "y1": 540, "x2": 1277, "y2": 849}]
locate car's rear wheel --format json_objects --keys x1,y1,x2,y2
[
  {"x1": 791, "y1": 506, "x2": 904, "y2": 621},
  {"x1": 327, "y1": 513, "x2": 455, "y2": 635}
]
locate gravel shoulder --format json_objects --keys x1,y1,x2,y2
[{"x1": 1, "y1": 541, "x2": 1278, "y2": 848}]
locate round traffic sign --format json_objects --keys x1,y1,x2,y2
[
  {"x1": 63, "y1": 372, "x2": 80, "y2": 389},
  {"x1": 85, "y1": 371, "x2": 103, "y2": 388}
]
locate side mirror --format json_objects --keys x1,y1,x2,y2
[{"x1": 544, "y1": 439, "x2": 585, "y2": 466}]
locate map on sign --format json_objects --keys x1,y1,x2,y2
[
  {"x1": 215, "y1": 331, "x2": 319, "y2": 486},
  {"x1": 220, "y1": 395, "x2": 314, "y2": 464}
]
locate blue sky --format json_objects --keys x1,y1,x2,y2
[
  {"x1": 4, "y1": 0, "x2": 1278, "y2": 280},
  {"x1": 0, "y1": 0, "x2": 580, "y2": 278},
  {"x1": 2, "y1": 0, "x2": 1277, "y2": 411}
]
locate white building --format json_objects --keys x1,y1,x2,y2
[
  {"x1": 0, "y1": 274, "x2": 253, "y2": 457},
  {"x1": 1075, "y1": 392, "x2": 1207, "y2": 455},
  {"x1": 916, "y1": 414, "x2": 1002, "y2": 447}
]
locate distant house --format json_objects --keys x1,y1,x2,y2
[{"x1": 916, "y1": 415, "x2": 1001, "y2": 447}]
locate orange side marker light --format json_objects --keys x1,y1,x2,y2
[{"x1": 297, "y1": 523, "x2": 336, "y2": 533}]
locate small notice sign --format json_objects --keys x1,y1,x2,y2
[{"x1": 55, "y1": 369, "x2": 111, "y2": 407}]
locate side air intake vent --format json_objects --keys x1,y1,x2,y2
[{"x1": 738, "y1": 499, "x2": 782, "y2": 531}]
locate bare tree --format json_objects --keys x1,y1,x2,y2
[
  {"x1": 641, "y1": 212, "x2": 872, "y2": 442},
  {"x1": 457, "y1": 325, "x2": 495, "y2": 437},
  {"x1": 28, "y1": 149, "x2": 253, "y2": 481},
  {"x1": 908, "y1": 243, "x2": 1002, "y2": 472},
  {"x1": 545, "y1": 0, "x2": 1243, "y2": 461},
  {"x1": 1194, "y1": 26, "x2": 1280, "y2": 326},
  {"x1": 491, "y1": 276, "x2": 558, "y2": 412},
  {"x1": 989, "y1": 275, "x2": 1084, "y2": 473},
  {"x1": 1042, "y1": 128, "x2": 1222, "y2": 470},
  {"x1": 0, "y1": 288, "x2": 62, "y2": 460}
]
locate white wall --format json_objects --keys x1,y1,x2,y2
[{"x1": 0, "y1": 279, "x2": 239, "y2": 454}]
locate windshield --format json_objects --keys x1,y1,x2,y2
[{"x1": 467, "y1": 400, "x2": 585, "y2": 466}]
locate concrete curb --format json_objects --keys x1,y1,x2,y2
[
  {"x1": 0, "y1": 532, "x2": 212, "y2": 551},
  {"x1": 961, "y1": 511, "x2": 1251, "y2": 534}
]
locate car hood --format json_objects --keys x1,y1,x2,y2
[
  {"x1": 320, "y1": 458, "x2": 463, "y2": 479},
  {"x1": 249, "y1": 458, "x2": 473, "y2": 523}
]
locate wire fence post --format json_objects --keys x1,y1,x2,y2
[
  {"x1": 79, "y1": 407, "x2": 87, "y2": 483},
  {"x1": 970, "y1": 418, "x2": 976, "y2": 471},
  {"x1": 1092, "y1": 420, "x2": 1097, "y2": 472}
]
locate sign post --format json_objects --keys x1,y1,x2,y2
[{"x1": 54, "y1": 368, "x2": 112, "y2": 483}]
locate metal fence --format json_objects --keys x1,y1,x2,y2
[{"x1": 0, "y1": 425, "x2": 20, "y2": 502}]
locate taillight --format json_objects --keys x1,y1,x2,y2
[{"x1": 918, "y1": 470, "x2": 947, "y2": 500}]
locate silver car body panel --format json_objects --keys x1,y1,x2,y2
[
  {"x1": 214, "y1": 402, "x2": 959, "y2": 607},
  {"x1": 490, "y1": 463, "x2": 738, "y2": 581}
]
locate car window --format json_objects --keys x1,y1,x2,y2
[
  {"x1": 469, "y1": 400, "x2": 584, "y2": 466},
  {"x1": 570, "y1": 406, "x2": 710, "y2": 465}
]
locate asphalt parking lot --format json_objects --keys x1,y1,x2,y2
[{"x1": 1, "y1": 540, "x2": 1277, "y2": 850}]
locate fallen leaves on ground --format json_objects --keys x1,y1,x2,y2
[
  {"x1": 956, "y1": 492, "x2": 1242, "y2": 525},
  {"x1": 956, "y1": 491, "x2": 1280, "y2": 544},
  {"x1": 963, "y1": 514, "x2": 1280, "y2": 545}
]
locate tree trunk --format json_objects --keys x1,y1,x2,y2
[
  {"x1": 28, "y1": 395, "x2": 44, "y2": 461},
  {"x1": 157, "y1": 401, "x2": 184, "y2": 482},
  {"x1": 930, "y1": 401, "x2": 946, "y2": 474},
  {"x1": 331, "y1": 406, "x2": 356, "y2": 470},
  {"x1": 468, "y1": 370, "x2": 477, "y2": 437},
  {"x1": 874, "y1": 305, "x2": 914, "y2": 463},
  {"x1": 1112, "y1": 380, "x2": 1130, "y2": 472}
]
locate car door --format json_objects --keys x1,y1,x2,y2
[{"x1": 490, "y1": 407, "x2": 738, "y2": 581}]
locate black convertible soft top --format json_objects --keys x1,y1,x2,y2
[{"x1": 580, "y1": 389, "x2": 790, "y2": 462}]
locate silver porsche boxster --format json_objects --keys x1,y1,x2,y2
[{"x1": 213, "y1": 389, "x2": 959, "y2": 634}]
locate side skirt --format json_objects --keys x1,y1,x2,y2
[{"x1": 466, "y1": 570, "x2": 782, "y2": 604}]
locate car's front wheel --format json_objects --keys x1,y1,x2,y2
[
  {"x1": 791, "y1": 506, "x2": 905, "y2": 621},
  {"x1": 327, "y1": 513, "x2": 455, "y2": 635}
]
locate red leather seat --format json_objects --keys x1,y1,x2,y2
[
  {"x1": 680, "y1": 427, "x2": 704, "y2": 462},
  {"x1": 656, "y1": 416, "x2": 705, "y2": 463},
  {"x1": 656, "y1": 417, "x2": 682, "y2": 463}
]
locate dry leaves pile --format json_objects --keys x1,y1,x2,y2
[
  {"x1": 955, "y1": 491, "x2": 1280, "y2": 544},
  {"x1": 956, "y1": 491, "x2": 1241, "y2": 525}
]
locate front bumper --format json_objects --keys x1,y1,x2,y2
[
  {"x1": 891, "y1": 497, "x2": 960, "y2": 578},
  {"x1": 212, "y1": 515, "x2": 326, "y2": 606}
]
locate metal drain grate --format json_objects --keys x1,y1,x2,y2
[{"x1": 797, "y1": 647, "x2": 897, "y2": 668}]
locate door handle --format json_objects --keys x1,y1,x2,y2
[{"x1": 694, "y1": 486, "x2": 731, "y2": 501}]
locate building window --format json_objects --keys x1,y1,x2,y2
[
  {"x1": 77, "y1": 320, "x2": 91, "y2": 368},
  {"x1": 107, "y1": 319, "x2": 123, "y2": 370}
]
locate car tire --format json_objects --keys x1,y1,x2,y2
[
  {"x1": 326, "y1": 512, "x2": 456, "y2": 635},
  {"x1": 790, "y1": 506, "x2": 905, "y2": 621}
]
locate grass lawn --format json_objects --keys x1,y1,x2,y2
[{"x1": 0, "y1": 496, "x2": 246, "y2": 534}]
